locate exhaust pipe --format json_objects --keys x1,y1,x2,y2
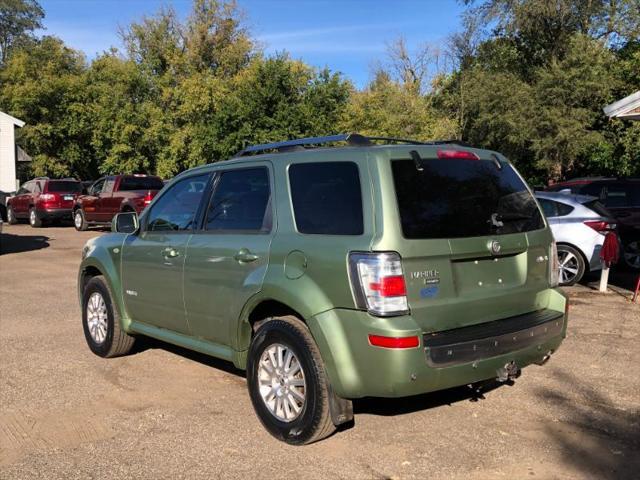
[{"x1": 536, "y1": 350, "x2": 553, "y2": 366}]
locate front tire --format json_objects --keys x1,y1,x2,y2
[
  {"x1": 557, "y1": 244, "x2": 586, "y2": 286},
  {"x1": 82, "y1": 275, "x2": 135, "y2": 358},
  {"x1": 29, "y1": 207, "x2": 42, "y2": 228},
  {"x1": 247, "y1": 316, "x2": 336, "y2": 445},
  {"x1": 7, "y1": 206, "x2": 17, "y2": 225},
  {"x1": 74, "y1": 209, "x2": 88, "y2": 231}
]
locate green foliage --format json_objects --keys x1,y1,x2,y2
[
  {"x1": 0, "y1": 0, "x2": 638, "y2": 184},
  {"x1": 0, "y1": 0, "x2": 43, "y2": 64}
]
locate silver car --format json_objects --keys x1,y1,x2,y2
[{"x1": 535, "y1": 192, "x2": 617, "y2": 286}]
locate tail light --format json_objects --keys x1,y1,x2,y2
[
  {"x1": 143, "y1": 190, "x2": 153, "y2": 206},
  {"x1": 348, "y1": 252, "x2": 409, "y2": 316},
  {"x1": 584, "y1": 220, "x2": 615, "y2": 233},
  {"x1": 549, "y1": 241, "x2": 559, "y2": 287},
  {"x1": 40, "y1": 193, "x2": 56, "y2": 202},
  {"x1": 437, "y1": 149, "x2": 480, "y2": 160}
]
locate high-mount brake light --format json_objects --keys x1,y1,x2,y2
[
  {"x1": 368, "y1": 334, "x2": 419, "y2": 349},
  {"x1": 348, "y1": 252, "x2": 409, "y2": 317},
  {"x1": 437, "y1": 149, "x2": 480, "y2": 160}
]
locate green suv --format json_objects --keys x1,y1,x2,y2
[{"x1": 78, "y1": 134, "x2": 568, "y2": 445}]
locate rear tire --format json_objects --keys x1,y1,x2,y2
[
  {"x1": 7, "y1": 206, "x2": 17, "y2": 225},
  {"x1": 74, "y1": 209, "x2": 88, "y2": 231},
  {"x1": 82, "y1": 275, "x2": 135, "y2": 358},
  {"x1": 29, "y1": 207, "x2": 42, "y2": 228},
  {"x1": 622, "y1": 240, "x2": 640, "y2": 270},
  {"x1": 557, "y1": 244, "x2": 586, "y2": 286},
  {"x1": 247, "y1": 316, "x2": 336, "y2": 445}
]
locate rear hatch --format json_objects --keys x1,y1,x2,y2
[
  {"x1": 119, "y1": 175, "x2": 164, "y2": 210},
  {"x1": 387, "y1": 150, "x2": 551, "y2": 333},
  {"x1": 42, "y1": 180, "x2": 82, "y2": 209}
]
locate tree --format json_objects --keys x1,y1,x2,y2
[{"x1": 0, "y1": 0, "x2": 44, "y2": 65}]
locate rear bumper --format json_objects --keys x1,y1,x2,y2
[
  {"x1": 308, "y1": 288, "x2": 568, "y2": 399},
  {"x1": 37, "y1": 208, "x2": 72, "y2": 220}
]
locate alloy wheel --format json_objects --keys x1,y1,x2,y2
[
  {"x1": 257, "y1": 343, "x2": 306, "y2": 422},
  {"x1": 29, "y1": 209, "x2": 36, "y2": 226},
  {"x1": 558, "y1": 249, "x2": 580, "y2": 285},
  {"x1": 74, "y1": 211, "x2": 83, "y2": 229},
  {"x1": 86, "y1": 292, "x2": 108, "y2": 344}
]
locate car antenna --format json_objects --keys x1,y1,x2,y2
[{"x1": 410, "y1": 150, "x2": 424, "y2": 171}]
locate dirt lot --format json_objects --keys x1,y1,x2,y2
[{"x1": 1, "y1": 224, "x2": 638, "y2": 480}]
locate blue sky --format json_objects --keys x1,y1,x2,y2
[{"x1": 39, "y1": 0, "x2": 465, "y2": 87}]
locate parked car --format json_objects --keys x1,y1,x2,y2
[
  {"x1": 73, "y1": 174, "x2": 164, "y2": 230},
  {"x1": 6, "y1": 177, "x2": 82, "y2": 227},
  {"x1": 535, "y1": 192, "x2": 617, "y2": 285},
  {"x1": 78, "y1": 134, "x2": 568, "y2": 445},
  {"x1": 546, "y1": 178, "x2": 640, "y2": 269}
]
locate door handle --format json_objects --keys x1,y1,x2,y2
[
  {"x1": 234, "y1": 248, "x2": 259, "y2": 263},
  {"x1": 162, "y1": 247, "x2": 180, "y2": 259}
]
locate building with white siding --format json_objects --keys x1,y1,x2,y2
[
  {"x1": 604, "y1": 91, "x2": 640, "y2": 121},
  {"x1": 0, "y1": 111, "x2": 25, "y2": 193}
]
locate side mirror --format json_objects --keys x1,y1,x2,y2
[{"x1": 112, "y1": 212, "x2": 139, "y2": 234}]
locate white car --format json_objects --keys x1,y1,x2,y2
[{"x1": 536, "y1": 192, "x2": 617, "y2": 286}]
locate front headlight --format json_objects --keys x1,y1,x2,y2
[{"x1": 549, "y1": 241, "x2": 559, "y2": 287}]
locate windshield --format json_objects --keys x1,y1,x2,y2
[
  {"x1": 391, "y1": 158, "x2": 544, "y2": 239},
  {"x1": 47, "y1": 181, "x2": 82, "y2": 193},
  {"x1": 119, "y1": 176, "x2": 164, "y2": 191}
]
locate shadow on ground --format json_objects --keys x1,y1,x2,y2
[
  {"x1": 135, "y1": 337, "x2": 246, "y2": 378},
  {"x1": 0, "y1": 232, "x2": 50, "y2": 255},
  {"x1": 536, "y1": 369, "x2": 640, "y2": 479}
]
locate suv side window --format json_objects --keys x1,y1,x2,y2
[
  {"x1": 146, "y1": 173, "x2": 210, "y2": 232},
  {"x1": 205, "y1": 168, "x2": 271, "y2": 232},
  {"x1": 103, "y1": 177, "x2": 116, "y2": 193},
  {"x1": 603, "y1": 184, "x2": 630, "y2": 208},
  {"x1": 289, "y1": 162, "x2": 363, "y2": 235}
]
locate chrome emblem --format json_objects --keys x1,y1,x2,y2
[{"x1": 490, "y1": 240, "x2": 501, "y2": 255}]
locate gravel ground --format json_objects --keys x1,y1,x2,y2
[{"x1": 1, "y1": 224, "x2": 638, "y2": 480}]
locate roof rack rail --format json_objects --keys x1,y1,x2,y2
[
  {"x1": 33, "y1": 176, "x2": 50, "y2": 180},
  {"x1": 234, "y1": 133, "x2": 428, "y2": 157}
]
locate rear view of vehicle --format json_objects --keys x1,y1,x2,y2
[
  {"x1": 334, "y1": 145, "x2": 567, "y2": 398},
  {"x1": 7, "y1": 177, "x2": 81, "y2": 228},
  {"x1": 536, "y1": 192, "x2": 617, "y2": 285}
]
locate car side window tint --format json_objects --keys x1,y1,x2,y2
[
  {"x1": 538, "y1": 199, "x2": 557, "y2": 217},
  {"x1": 604, "y1": 184, "x2": 629, "y2": 208},
  {"x1": 90, "y1": 179, "x2": 105, "y2": 195},
  {"x1": 205, "y1": 168, "x2": 271, "y2": 232},
  {"x1": 581, "y1": 183, "x2": 604, "y2": 200},
  {"x1": 103, "y1": 177, "x2": 116, "y2": 193},
  {"x1": 147, "y1": 173, "x2": 210, "y2": 232},
  {"x1": 555, "y1": 202, "x2": 574, "y2": 216},
  {"x1": 289, "y1": 162, "x2": 363, "y2": 235}
]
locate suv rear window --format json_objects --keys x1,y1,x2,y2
[
  {"x1": 289, "y1": 162, "x2": 363, "y2": 235},
  {"x1": 119, "y1": 176, "x2": 164, "y2": 191},
  {"x1": 47, "y1": 181, "x2": 82, "y2": 193},
  {"x1": 392, "y1": 158, "x2": 544, "y2": 239}
]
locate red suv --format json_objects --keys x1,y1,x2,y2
[
  {"x1": 547, "y1": 177, "x2": 640, "y2": 269},
  {"x1": 73, "y1": 174, "x2": 164, "y2": 230},
  {"x1": 6, "y1": 177, "x2": 82, "y2": 228}
]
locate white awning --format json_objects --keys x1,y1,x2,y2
[{"x1": 604, "y1": 91, "x2": 640, "y2": 121}]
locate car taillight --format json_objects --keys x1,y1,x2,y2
[
  {"x1": 143, "y1": 190, "x2": 153, "y2": 205},
  {"x1": 349, "y1": 252, "x2": 409, "y2": 316},
  {"x1": 584, "y1": 220, "x2": 615, "y2": 233},
  {"x1": 437, "y1": 149, "x2": 480, "y2": 160},
  {"x1": 549, "y1": 241, "x2": 559, "y2": 287},
  {"x1": 40, "y1": 193, "x2": 56, "y2": 202},
  {"x1": 368, "y1": 334, "x2": 419, "y2": 349}
]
